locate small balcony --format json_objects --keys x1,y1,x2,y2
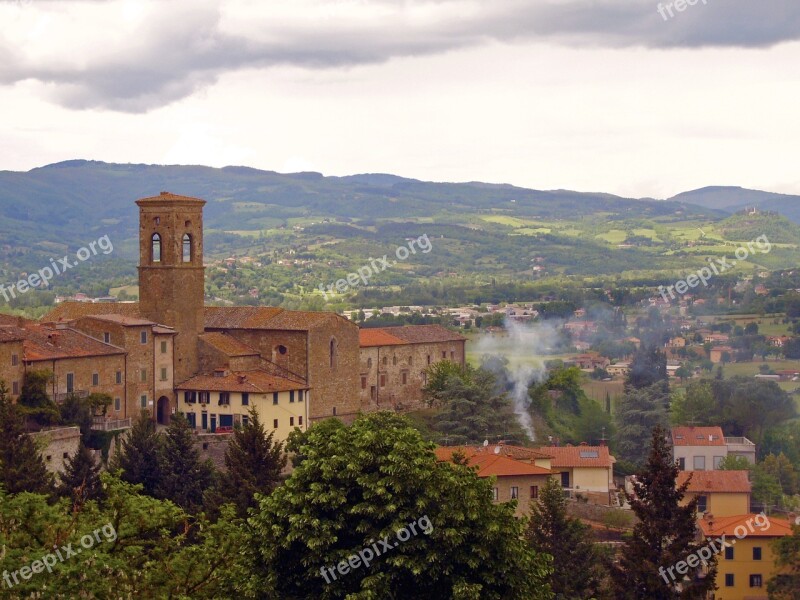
[
  {"x1": 91, "y1": 417, "x2": 132, "y2": 432},
  {"x1": 54, "y1": 390, "x2": 88, "y2": 403}
]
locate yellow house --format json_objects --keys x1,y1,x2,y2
[
  {"x1": 176, "y1": 369, "x2": 309, "y2": 441},
  {"x1": 538, "y1": 444, "x2": 616, "y2": 505},
  {"x1": 677, "y1": 470, "x2": 751, "y2": 517},
  {"x1": 698, "y1": 513, "x2": 794, "y2": 600}
]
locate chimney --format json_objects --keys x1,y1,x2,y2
[{"x1": 238, "y1": 375, "x2": 247, "y2": 384}]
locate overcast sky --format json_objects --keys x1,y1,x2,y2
[{"x1": 1, "y1": 0, "x2": 799, "y2": 198}]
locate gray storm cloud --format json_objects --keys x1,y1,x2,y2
[{"x1": 1, "y1": 0, "x2": 799, "y2": 112}]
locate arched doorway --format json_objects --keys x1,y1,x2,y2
[{"x1": 157, "y1": 396, "x2": 170, "y2": 425}]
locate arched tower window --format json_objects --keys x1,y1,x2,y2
[
  {"x1": 152, "y1": 234, "x2": 161, "y2": 263},
  {"x1": 182, "y1": 234, "x2": 192, "y2": 263},
  {"x1": 330, "y1": 338, "x2": 337, "y2": 369}
]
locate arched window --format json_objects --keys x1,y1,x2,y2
[
  {"x1": 330, "y1": 338, "x2": 337, "y2": 369},
  {"x1": 182, "y1": 234, "x2": 192, "y2": 263},
  {"x1": 152, "y1": 234, "x2": 161, "y2": 263}
]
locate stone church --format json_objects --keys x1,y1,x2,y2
[{"x1": 41, "y1": 192, "x2": 360, "y2": 433}]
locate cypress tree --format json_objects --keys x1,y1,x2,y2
[
  {"x1": 115, "y1": 410, "x2": 163, "y2": 497},
  {"x1": 156, "y1": 413, "x2": 214, "y2": 513},
  {"x1": 611, "y1": 425, "x2": 717, "y2": 599},
  {"x1": 59, "y1": 441, "x2": 102, "y2": 507},
  {"x1": 0, "y1": 380, "x2": 54, "y2": 495}
]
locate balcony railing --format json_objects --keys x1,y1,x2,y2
[
  {"x1": 725, "y1": 436, "x2": 755, "y2": 447},
  {"x1": 54, "y1": 390, "x2": 88, "y2": 403},
  {"x1": 91, "y1": 417, "x2": 132, "y2": 431}
]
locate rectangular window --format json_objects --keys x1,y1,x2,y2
[
  {"x1": 530, "y1": 486, "x2": 539, "y2": 499},
  {"x1": 370, "y1": 386, "x2": 376, "y2": 400},
  {"x1": 361, "y1": 376, "x2": 367, "y2": 390},
  {"x1": 114, "y1": 397, "x2": 121, "y2": 411},
  {"x1": 66, "y1": 373, "x2": 74, "y2": 393},
  {"x1": 749, "y1": 575, "x2": 762, "y2": 588},
  {"x1": 116, "y1": 371, "x2": 122, "y2": 385},
  {"x1": 161, "y1": 340, "x2": 167, "y2": 354},
  {"x1": 725, "y1": 546, "x2": 734, "y2": 560},
  {"x1": 697, "y1": 495, "x2": 708, "y2": 513},
  {"x1": 299, "y1": 416, "x2": 303, "y2": 426},
  {"x1": 290, "y1": 391, "x2": 295, "y2": 403},
  {"x1": 242, "y1": 393, "x2": 249, "y2": 406},
  {"x1": 713, "y1": 456, "x2": 724, "y2": 469},
  {"x1": 160, "y1": 367, "x2": 168, "y2": 381},
  {"x1": 678, "y1": 457, "x2": 685, "y2": 470},
  {"x1": 140, "y1": 330, "x2": 148, "y2": 344},
  {"x1": 511, "y1": 486, "x2": 519, "y2": 499},
  {"x1": 492, "y1": 488, "x2": 499, "y2": 501},
  {"x1": 725, "y1": 574, "x2": 734, "y2": 587},
  {"x1": 402, "y1": 372, "x2": 407, "y2": 385},
  {"x1": 290, "y1": 417, "x2": 294, "y2": 427},
  {"x1": 185, "y1": 391, "x2": 196, "y2": 404},
  {"x1": 141, "y1": 369, "x2": 147, "y2": 383},
  {"x1": 273, "y1": 419, "x2": 278, "y2": 429},
  {"x1": 442, "y1": 351, "x2": 446, "y2": 359},
  {"x1": 693, "y1": 456, "x2": 706, "y2": 471},
  {"x1": 753, "y1": 547, "x2": 762, "y2": 560},
  {"x1": 242, "y1": 415, "x2": 249, "y2": 427},
  {"x1": 199, "y1": 392, "x2": 210, "y2": 404},
  {"x1": 11, "y1": 354, "x2": 18, "y2": 366},
  {"x1": 333, "y1": 407, "x2": 337, "y2": 416},
  {"x1": 140, "y1": 394, "x2": 147, "y2": 408},
  {"x1": 219, "y1": 392, "x2": 230, "y2": 406},
  {"x1": 12, "y1": 381, "x2": 19, "y2": 395},
  {"x1": 273, "y1": 392, "x2": 278, "y2": 405},
  {"x1": 104, "y1": 332, "x2": 110, "y2": 344},
  {"x1": 92, "y1": 373, "x2": 99, "y2": 386},
  {"x1": 380, "y1": 374, "x2": 386, "y2": 387},
  {"x1": 427, "y1": 355, "x2": 431, "y2": 365}
]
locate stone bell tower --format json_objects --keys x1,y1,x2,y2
[{"x1": 136, "y1": 192, "x2": 206, "y2": 384}]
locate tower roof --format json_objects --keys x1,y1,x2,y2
[{"x1": 136, "y1": 191, "x2": 206, "y2": 206}]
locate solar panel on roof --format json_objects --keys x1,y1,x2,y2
[{"x1": 579, "y1": 450, "x2": 599, "y2": 458}]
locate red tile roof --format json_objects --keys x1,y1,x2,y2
[
  {"x1": 135, "y1": 191, "x2": 206, "y2": 205},
  {"x1": 677, "y1": 470, "x2": 751, "y2": 494},
  {"x1": 359, "y1": 329, "x2": 408, "y2": 347},
  {"x1": 21, "y1": 325, "x2": 125, "y2": 361},
  {"x1": 672, "y1": 426, "x2": 725, "y2": 447},
  {"x1": 434, "y1": 444, "x2": 552, "y2": 462},
  {"x1": 199, "y1": 332, "x2": 259, "y2": 357},
  {"x1": 373, "y1": 325, "x2": 467, "y2": 344},
  {"x1": 538, "y1": 445, "x2": 614, "y2": 468},
  {"x1": 434, "y1": 447, "x2": 551, "y2": 478},
  {"x1": 698, "y1": 513, "x2": 794, "y2": 538},
  {"x1": 83, "y1": 314, "x2": 156, "y2": 327},
  {"x1": 41, "y1": 302, "x2": 141, "y2": 323},
  {"x1": 176, "y1": 369, "x2": 308, "y2": 393},
  {"x1": 204, "y1": 306, "x2": 346, "y2": 331}
]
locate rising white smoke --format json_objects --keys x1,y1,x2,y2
[{"x1": 475, "y1": 317, "x2": 566, "y2": 442}]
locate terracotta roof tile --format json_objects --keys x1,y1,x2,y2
[
  {"x1": 375, "y1": 325, "x2": 467, "y2": 344},
  {"x1": 199, "y1": 332, "x2": 259, "y2": 357},
  {"x1": 84, "y1": 314, "x2": 156, "y2": 327},
  {"x1": 538, "y1": 445, "x2": 614, "y2": 468},
  {"x1": 41, "y1": 302, "x2": 141, "y2": 323},
  {"x1": 672, "y1": 426, "x2": 726, "y2": 447},
  {"x1": 176, "y1": 369, "x2": 308, "y2": 393},
  {"x1": 435, "y1": 447, "x2": 551, "y2": 477},
  {"x1": 135, "y1": 191, "x2": 206, "y2": 205},
  {"x1": 677, "y1": 470, "x2": 751, "y2": 494},
  {"x1": 698, "y1": 514, "x2": 794, "y2": 538},
  {"x1": 204, "y1": 306, "x2": 284, "y2": 329},
  {"x1": 21, "y1": 325, "x2": 125, "y2": 361},
  {"x1": 359, "y1": 329, "x2": 408, "y2": 347},
  {"x1": 434, "y1": 444, "x2": 552, "y2": 462}
]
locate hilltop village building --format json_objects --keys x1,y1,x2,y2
[{"x1": 0, "y1": 192, "x2": 467, "y2": 443}]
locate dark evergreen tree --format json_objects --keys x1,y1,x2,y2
[
  {"x1": 611, "y1": 426, "x2": 717, "y2": 599},
  {"x1": 157, "y1": 413, "x2": 215, "y2": 513},
  {"x1": 0, "y1": 380, "x2": 54, "y2": 495},
  {"x1": 626, "y1": 344, "x2": 668, "y2": 390},
  {"x1": 207, "y1": 409, "x2": 286, "y2": 518},
  {"x1": 114, "y1": 410, "x2": 163, "y2": 497},
  {"x1": 18, "y1": 369, "x2": 60, "y2": 426},
  {"x1": 614, "y1": 382, "x2": 670, "y2": 466},
  {"x1": 59, "y1": 441, "x2": 102, "y2": 507},
  {"x1": 528, "y1": 477, "x2": 606, "y2": 599}
]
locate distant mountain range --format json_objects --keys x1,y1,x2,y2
[{"x1": 668, "y1": 186, "x2": 800, "y2": 222}]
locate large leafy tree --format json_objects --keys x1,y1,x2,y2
[
  {"x1": 767, "y1": 521, "x2": 800, "y2": 599},
  {"x1": 670, "y1": 380, "x2": 714, "y2": 426},
  {"x1": 611, "y1": 426, "x2": 717, "y2": 599},
  {"x1": 244, "y1": 412, "x2": 552, "y2": 599},
  {"x1": 207, "y1": 408, "x2": 287, "y2": 518},
  {"x1": 113, "y1": 410, "x2": 163, "y2": 496},
  {"x1": 156, "y1": 413, "x2": 215, "y2": 514},
  {"x1": 0, "y1": 473, "x2": 244, "y2": 598},
  {"x1": 17, "y1": 369, "x2": 60, "y2": 427},
  {"x1": 528, "y1": 477, "x2": 607, "y2": 599},
  {"x1": 0, "y1": 380, "x2": 53, "y2": 495}
]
